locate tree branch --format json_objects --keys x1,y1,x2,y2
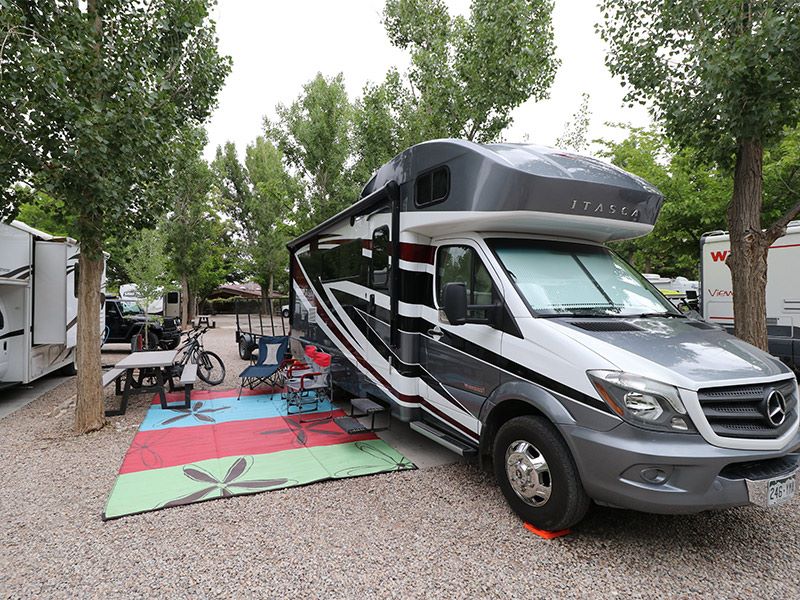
[{"x1": 766, "y1": 198, "x2": 800, "y2": 243}]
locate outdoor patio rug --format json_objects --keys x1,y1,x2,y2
[{"x1": 103, "y1": 388, "x2": 414, "y2": 520}]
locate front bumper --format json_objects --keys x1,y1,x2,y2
[{"x1": 562, "y1": 421, "x2": 800, "y2": 514}]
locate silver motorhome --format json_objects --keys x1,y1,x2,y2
[
  {"x1": 0, "y1": 220, "x2": 105, "y2": 388},
  {"x1": 287, "y1": 140, "x2": 800, "y2": 530}
]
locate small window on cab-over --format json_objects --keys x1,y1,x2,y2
[{"x1": 415, "y1": 166, "x2": 450, "y2": 207}]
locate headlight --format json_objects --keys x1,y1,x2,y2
[{"x1": 587, "y1": 370, "x2": 694, "y2": 433}]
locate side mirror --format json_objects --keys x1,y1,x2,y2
[{"x1": 442, "y1": 282, "x2": 468, "y2": 326}]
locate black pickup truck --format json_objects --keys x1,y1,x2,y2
[{"x1": 103, "y1": 297, "x2": 181, "y2": 350}]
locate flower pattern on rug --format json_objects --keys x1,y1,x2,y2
[
  {"x1": 160, "y1": 400, "x2": 230, "y2": 426},
  {"x1": 333, "y1": 441, "x2": 415, "y2": 477},
  {"x1": 161, "y1": 456, "x2": 290, "y2": 508},
  {"x1": 259, "y1": 413, "x2": 343, "y2": 446}
]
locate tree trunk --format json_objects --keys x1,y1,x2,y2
[
  {"x1": 180, "y1": 275, "x2": 190, "y2": 330},
  {"x1": 74, "y1": 252, "x2": 105, "y2": 433},
  {"x1": 726, "y1": 138, "x2": 770, "y2": 351}
]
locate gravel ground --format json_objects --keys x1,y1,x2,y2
[{"x1": 2, "y1": 315, "x2": 800, "y2": 598}]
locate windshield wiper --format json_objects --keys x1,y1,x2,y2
[{"x1": 632, "y1": 312, "x2": 685, "y2": 318}]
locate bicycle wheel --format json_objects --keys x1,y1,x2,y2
[{"x1": 197, "y1": 350, "x2": 225, "y2": 386}]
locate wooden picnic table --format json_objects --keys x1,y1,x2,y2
[
  {"x1": 104, "y1": 349, "x2": 179, "y2": 416},
  {"x1": 195, "y1": 315, "x2": 215, "y2": 328}
]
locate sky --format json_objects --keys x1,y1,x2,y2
[{"x1": 203, "y1": 0, "x2": 652, "y2": 162}]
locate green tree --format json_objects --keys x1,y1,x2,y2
[
  {"x1": 265, "y1": 73, "x2": 356, "y2": 229},
  {"x1": 244, "y1": 136, "x2": 300, "y2": 296},
  {"x1": 123, "y1": 228, "x2": 173, "y2": 347},
  {"x1": 351, "y1": 0, "x2": 559, "y2": 186},
  {"x1": 598, "y1": 0, "x2": 800, "y2": 350},
  {"x1": 0, "y1": 1, "x2": 230, "y2": 432},
  {"x1": 382, "y1": 0, "x2": 558, "y2": 142},
  {"x1": 213, "y1": 138, "x2": 300, "y2": 302},
  {"x1": 598, "y1": 128, "x2": 732, "y2": 278},
  {"x1": 163, "y1": 128, "x2": 229, "y2": 326},
  {"x1": 555, "y1": 93, "x2": 592, "y2": 153}
]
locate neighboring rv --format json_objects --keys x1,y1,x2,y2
[
  {"x1": 118, "y1": 283, "x2": 181, "y2": 319},
  {"x1": 288, "y1": 140, "x2": 800, "y2": 530},
  {"x1": 701, "y1": 221, "x2": 800, "y2": 373},
  {"x1": 0, "y1": 220, "x2": 106, "y2": 388}
]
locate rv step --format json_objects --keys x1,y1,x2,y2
[
  {"x1": 333, "y1": 416, "x2": 370, "y2": 434},
  {"x1": 350, "y1": 397, "x2": 384, "y2": 414},
  {"x1": 409, "y1": 421, "x2": 477, "y2": 457}
]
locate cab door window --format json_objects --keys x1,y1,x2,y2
[{"x1": 436, "y1": 245, "x2": 494, "y2": 321}]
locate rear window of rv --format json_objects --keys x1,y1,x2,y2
[{"x1": 415, "y1": 167, "x2": 449, "y2": 207}]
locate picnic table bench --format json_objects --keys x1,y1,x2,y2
[{"x1": 102, "y1": 349, "x2": 180, "y2": 416}]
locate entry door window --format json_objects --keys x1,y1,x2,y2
[
  {"x1": 436, "y1": 245, "x2": 494, "y2": 320},
  {"x1": 371, "y1": 226, "x2": 390, "y2": 289}
]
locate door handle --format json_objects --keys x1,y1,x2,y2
[{"x1": 427, "y1": 327, "x2": 442, "y2": 338}]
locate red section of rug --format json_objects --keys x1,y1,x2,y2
[{"x1": 120, "y1": 410, "x2": 376, "y2": 474}]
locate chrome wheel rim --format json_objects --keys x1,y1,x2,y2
[{"x1": 505, "y1": 440, "x2": 552, "y2": 507}]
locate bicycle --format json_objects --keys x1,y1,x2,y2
[{"x1": 172, "y1": 326, "x2": 226, "y2": 386}]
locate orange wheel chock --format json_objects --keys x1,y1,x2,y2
[{"x1": 524, "y1": 522, "x2": 571, "y2": 539}]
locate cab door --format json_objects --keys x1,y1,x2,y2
[{"x1": 420, "y1": 239, "x2": 507, "y2": 435}]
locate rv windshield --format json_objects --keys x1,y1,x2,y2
[
  {"x1": 120, "y1": 302, "x2": 144, "y2": 315},
  {"x1": 490, "y1": 239, "x2": 679, "y2": 318}
]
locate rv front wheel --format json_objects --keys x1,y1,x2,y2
[{"x1": 493, "y1": 415, "x2": 589, "y2": 531}]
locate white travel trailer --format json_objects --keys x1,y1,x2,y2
[
  {"x1": 118, "y1": 283, "x2": 181, "y2": 319},
  {"x1": 288, "y1": 140, "x2": 800, "y2": 530},
  {"x1": 701, "y1": 221, "x2": 800, "y2": 373},
  {"x1": 0, "y1": 220, "x2": 105, "y2": 388}
]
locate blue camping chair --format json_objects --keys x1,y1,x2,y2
[{"x1": 237, "y1": 335, "x2": 290, "y2": 401}]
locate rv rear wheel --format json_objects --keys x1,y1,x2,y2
[{"x1": 493, "y1": 415, "x2": 589, "y2": 531}]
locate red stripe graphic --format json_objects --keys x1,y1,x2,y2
[{"x1": 399, "y1": 242, "x2": 435, "y2": 265}]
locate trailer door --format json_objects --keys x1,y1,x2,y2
[{"x1": 33, "y1": 241, "x2": 67, "y2": 345}]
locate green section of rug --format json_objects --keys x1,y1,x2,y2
[{"x1": 105, "y1": 439, "x2": 413, "y2": 519}]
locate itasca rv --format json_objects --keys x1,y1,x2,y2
[
  {"x1": 0, "y1": 220, "x2": 105, "y2": 389},
  {"x1": 287, "y1": 140, "x2": 800, "y2": 530},
  {"x1": 701, "y1": 221, "x2": 800, "y2": 374}
]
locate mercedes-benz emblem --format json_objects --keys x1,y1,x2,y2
[{"x1": 765, "y1": 390, "x2": 787, "y2": 427}]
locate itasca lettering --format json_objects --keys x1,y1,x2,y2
[{"x1": 570, "y1": 199, "x2": 640, "y2": 219}]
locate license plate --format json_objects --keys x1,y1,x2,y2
[{"x1": 767, "y1": 474, "x2": 796, "y2": 507}]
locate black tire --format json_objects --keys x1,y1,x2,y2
[
  {"x1": 282, "y1": 308, "x2": 290, "y2": 318},
  {"x1": 197, "y1": 350, "x2": 225, "y2": 386},
  {"x1": 238, "y1": 336, "x2": 256, "y2": 361},
  {"x1": 493, "y1": 415, "x2": 590, "y2": 531}
]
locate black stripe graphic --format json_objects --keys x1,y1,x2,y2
[
  {"x1": 352, "y1": 309, "x2": 610, "y2": 414},
  {"x1": 0, "y1": 329, "x2": 24, "y2": 341},
  {"x1": 66, "y1": 316, "x2": 77, "y2": 331},
  {"x1": 0, "y1": 265, "x2": 30, "y2": 279}
]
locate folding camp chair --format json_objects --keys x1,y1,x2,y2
[
  {"x1": 237, "y1": 335, "x2": 290, "y2": 401},
  {"x1": 283, "y1": 346, "x2": 332, "y2": 417}
]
